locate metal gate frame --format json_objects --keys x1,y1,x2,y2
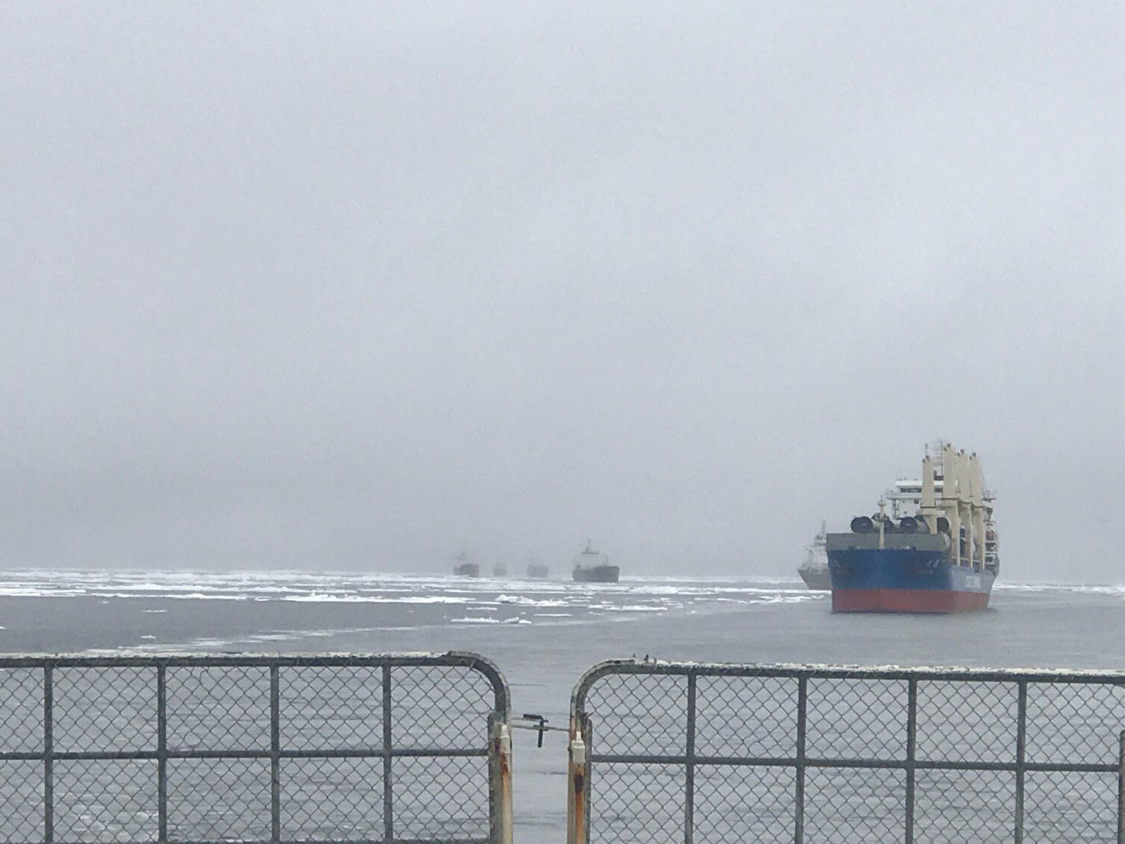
[
  {"x1": 568, "y1": 659, "x2": 1125, "y2": 843},
  {"x1": 0, "y1": 651, "x2": 512, "y2": 844}
]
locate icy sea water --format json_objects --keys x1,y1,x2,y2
[{"x1": 1, "y1": 570, "x2": 1123, "y2": 839}]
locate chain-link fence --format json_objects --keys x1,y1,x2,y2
[
  {"x1": 568, "y1": 660, "x2": 1125, "y2": 843},
  {"x1": 0, "y1": 652, "x2": 512, "y2": 844}
]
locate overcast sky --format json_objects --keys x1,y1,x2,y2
[{"x1": 2, "y1": 3, "x2": 1122, "y2": 580}]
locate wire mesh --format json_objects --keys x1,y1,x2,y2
[
  {"x1": 695, "y1": 674, "x2": 797, "y2": 759},
  {"x1": 913, "y1": 769, "x2": 1015, "y2": 843},
  {"x1": 279, "y1": 665, "x2": 384, "y2": 751},
  {"x1": 279, "y1": 757, "x2": 385, "y2": 841},
  {"x1": 572, "y1": 662, "x2": 1125, "y2": 843},
  {"x1": 55, "y1": 666, "x2": 158, "y2": 753},
  {"x1": 0, "y1": 759, "x2": 43, "y2": 843},
  {"x1": 583, "y1": 673, "x2": 688, "y2": 758},
  {"x1": 804, "y1": 768, "x2": 905, "y2": 842},
  {"x1": 1026, "y1": 683, "x2": 1125, "y2": 765},
  {"x1": 0, "y1": 667, "x2": 43, "y2": 753},
  {"x1": 693, "y1": 765, "x2": 794, "y2": 843},
  {"x1": 0, "y1": 653, "x2": 509, "y2": 844},
  {"x1": 915, "y1": 680, "x2": 1018, "y2": 764},
  {"x1": 1023, "y1": 770, "x2": 1119, "y2": 843},
  {"x1": 392, "y1": 755, "x2": 492, "y2": 840},
  {"x1": 391, "y1": 665, "x2": 498, "y2": 750},
  {"x1": 165, "y1": 665, "x2": 272, "y2": 751},
  {"x1": 588, "y1": 762, "x2": 685, "y2": 844},
  {"x1": 167, "y1": 757, "x2": 272, "y2": 841}
]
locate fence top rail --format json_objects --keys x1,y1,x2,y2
[
  {"x1": 0, "y1": 650, "x2": 510, "y2": 711},
  {"x1": 572, "y1": 657, "x2": 1125, "y2": 713}
]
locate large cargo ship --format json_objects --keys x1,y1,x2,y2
[
  {"x1": 797, "y1": 522, "x2": 830, "y2": 590},
  {"x1": 572, "y1": 541, "x2": 620, "y2": 583},
  {"x1": 827, "y1": 442, "x2": 999, "y2": 613}
]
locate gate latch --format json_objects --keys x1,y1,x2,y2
[{"x1": 511, "y1": 713, "x2": 565, "y2": 748}]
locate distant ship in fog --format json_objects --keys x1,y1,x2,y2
[
  {"x1": 525, "y1": 559, "x2": 550, "y2": 578},
  {"x1": 572, "y1": 541, "x2": 619, "y2": 583},
  {"x1": 797, "y1": 522, "x2": 830, "y2": 590},
  {"x1": 452, "y1": 551, "x2": 480, "y2": 577}
]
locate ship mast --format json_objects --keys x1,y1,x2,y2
[
  {"x1": 969, "y1": 453, "x2": 985, "y2": 571},
  {"x1": 935, "y1": 443, "x2": 989, "y2": 570},
  {"x1": 919, "y1": 454, "x2": 937, "y2": 533}
]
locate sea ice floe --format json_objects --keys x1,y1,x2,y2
[
  {"x1": 451, "y1": 617, "x2": 503, "y2": 624},
  {"x1": 495, "y1": 594, "x2": 569, "y2": 607}
]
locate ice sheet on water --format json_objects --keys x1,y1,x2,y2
[
  {"x1": 279, "y1": 592, "x2": 474, "y2": 604},
  {"x1": 494, "y1": 594, "x2": 569, "y2": 607},
  {"x1": 450, "y1": 616, "x2": 532, "y2": 625}
]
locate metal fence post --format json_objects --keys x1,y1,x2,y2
[
  {"x1": 42, "y1": 663, "x2": 53, "y2": 844},
  {"x1": 270, "y1": 665, "x2": 281, "y2": 843},
  {"x1": 1014, "y1": 680, "x2": 1027, "y2": 844},
  {"x1": 794, "y1": 676, "x2": 807, "y2": 844},
  {"x1": 382, "y1": 663, "x2": 394, "y2": 843},
  {"x1": 157, "y1": 664, "x2": 167, "y2": 842},
  {"x1": 684, "y1": 672, "x2": 696, "y2": 844},
  {"x1": 489, "y1": 717, "x2": 514, "y2": 844},
  {"x1": 905, "y1": 677, "x2": 917, "y2": 844},
  {"x1": 567, "y1": 715, "x2": 589, "y2": 844},
  {"x1": 1118, "y1": 730, "x2": 1124, "y2": 844}
]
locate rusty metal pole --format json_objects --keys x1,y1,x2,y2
[
  {"x1": 567, "y1": 716, "x2": 588, "y2": 844},
  {"x1": 490, "y1": 718, "x2": 514, "y2": 844}
]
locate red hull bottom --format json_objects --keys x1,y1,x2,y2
[{"x1": 832, "y1": 588, "x2": 990, "y2": 613}]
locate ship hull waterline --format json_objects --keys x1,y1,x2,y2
[
  {"x1": 573, "y1": 566, "x2": 620, "y2": 583},
  {"x1": 798, "y1": 567, "x2": 831, "y2": 591},
  {"x1": 828, "y1": 548, "x2": 995, "y2": 614}
]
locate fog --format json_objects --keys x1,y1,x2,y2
[{"x1": 2, "y1": 3, "x2": 1122, "y2": 580}]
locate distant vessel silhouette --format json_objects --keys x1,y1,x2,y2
[
  {"x1": 572, "y1": 541, "x2": 619, "y2": 583},
  {"x1": 452, "y1": 551, "x2": 480, "y2": 577},
  {"x1": 797, "y1": 522, "x2": 830, "y2": 590},
  {"x1": 525, "y1": 559, "x2": 549, "y2": 578}
]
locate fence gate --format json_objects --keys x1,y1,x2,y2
[
  {"x1": 0, "y1": 652, "x2": 512, "y2": 844},
  {"x1": 568, "y1": 659, "x2": 1125, "y2": 843}
]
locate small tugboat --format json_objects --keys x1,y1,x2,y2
[
  {"x1": 827, "y1": 441, "x2": 999, "y2": 613},
  {"x1": 797, "y1": 522, "x2": 830, "y2": 590},
  {"x1": 526, "y1": 559, "x2": 550, "y2": 578},
  {"x1": 452, "y1": 551, "x2": 480, "y2": 578},
  {"x1": 491, "y1": 562, "x2": 508, "y2": 578},
  {"x1": 572, "y1": 541, "x2": 620, "y2": 583}
]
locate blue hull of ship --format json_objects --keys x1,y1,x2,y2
[{"x1": 828, "y1": 548, "x2": 995, "y2": 612}]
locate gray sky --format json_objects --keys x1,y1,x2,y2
[{"x1": 2, "y1": 2, "x2": 1122, "y2": 579}]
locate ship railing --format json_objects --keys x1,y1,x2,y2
[
  {"x1": 568, "y1": 659, "x2": 1125, "y2": 844},
  {"x1": 0, "y1": 652, "x2": 513, "y2": 844},
  {"x1": 2, "y1": 653, "x2": 1122, "y2": 842}
]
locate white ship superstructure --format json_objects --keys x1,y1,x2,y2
[
  {"x1": 883, "y1": 441, "x2": 999, "y2": 574},
  {"x1": 797, "y1": 522, "x2": 830, "y2": 590}
]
